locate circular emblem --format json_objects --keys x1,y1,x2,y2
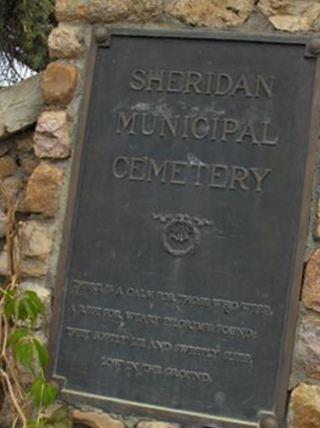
[{"x1": 162, "y1": 215, "x2": 200, "y2": 257}]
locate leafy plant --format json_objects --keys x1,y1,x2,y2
[
  {"x1": 0, "y1": 180, "x2": 72, "y2": 427},
  {"x1": 0, "y1": 0, "x2": 55, "y2": 85}
]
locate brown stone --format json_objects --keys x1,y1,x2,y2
[
  {"x1": 19, "y1": 154, "x2": 40, "y2": 175},
  {"x1": 290, "y1": 383, "x2": 320, "y2": 428},
  {"x1": 0, "y1": 155, "x2": 17, "y2": 178},
  {"x1": 56, "y1": 0, "x2": 163, "y2": 22},
  {"x1": 25, "y1": 163, "x2": 64, "y2": 217},
  {"x1": 167, "y1": 0, "x2": 255, "y2": 27},
  {"x1": 14, "y1": 133, "x2": 34, "y2": 153},
  {"x1": 48, "y1": 24, "x2": 83, "y2": 59},
  {"x1": 56, "y1": 0, "x2": 133, "y2": 22},
  {"x1": 315, "y1": 199, "x2": 320, "y2": 239},
  {"x1": 34, "y1": 110, "x2": 70, "y2": 159},
  {"x1": 42, "y1": 63, "x2": 78, "y2": 105},
  {"x1": 259, "y1": 0, "x2": 320, "y2": 32},
  {"x1": 303, "y1": 249, "x2": 320, "y2": 312},
  {"x1": 132, "y1": 0, "x2": 164, "y2": 21},
  {"x1": 137, "y1": 422, "x2": 179, "y2": 428},
  {"x1": 19, "y1": 220, "x2": 53, "y2": 257},
  {"x1": 0, "y1": 176, "x2": 22, "y2": 211},
  {"x1": 71, "y1": 410, "x2": 125, "y2": 428},
  {"x1": 296, "y1": 313, "x2": 320, "y2": 381}
]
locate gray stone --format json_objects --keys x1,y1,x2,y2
[
  {"x1": 19, "y1": 220, "x2": 53, "y2": 257},
  {"x1": 0, "y1": 74, "x2": 43, "y2": 139}
]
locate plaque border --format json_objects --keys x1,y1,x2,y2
[{"x1": 49, "y1": 28, "x2": 320, "y2": 428}]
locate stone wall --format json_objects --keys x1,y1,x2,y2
[{"x1": 2, "y1": 1, "x2": 320, "y2": 427}]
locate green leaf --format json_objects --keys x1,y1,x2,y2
[
  {"x1": 14, "y1": 338, "x2": 35, "y2": 371},
  {"x1": 21, "y1": 291, "x2": 44, "y2": 321},
  {"x1": 31, "y1": 378, "x2": 58, "y2": 408},
  {"x1": 5, "y1": 290, "x2": 44, "y2": 322},
  {"x1": 8, "y1": 328, "x2": 29, "y2": 348},
  {"x1": 34, "y1": 339, "x2": 49, "y2": 371}
]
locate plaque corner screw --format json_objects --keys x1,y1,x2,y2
[
  {"x1": 307, "y1": 38, "x2": 320, "y2": 56},
  {"x1": 259, "y1": 416, "x2": 278, "y2": 428},
  {"x1": 94, "y1": 26, "x2": 110, "y2": 43}
]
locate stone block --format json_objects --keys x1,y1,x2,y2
[
  {"x1": 49, "y1": 23, "x2": 83, "y2": 59},
  {"x1": 303, "y1": 249, "x2": 320, "y2": 312},
  {"x1": 0, "y1": 176, "x2": 21, "y2": 210},
  {"x1": 0, "y1": 74, "x2": 43, "y2": 139},
  {"x1": 25, "y1": 163, "x2": 65, "y2": 217},
  {"x1": 34, "y1": 110, "x2": 70, "y2": 159},
  {"x1": 56, "y1": 0, "x2": 163, "y2": 22},
  {"x1": 296, "y1": 313, "x2": 320, "y2": 381},
  {"x1": 289, "y1": 383, "x2": 320, "y2": 428},
  {"x1": 0, "y1": 155, "x2": 17, "y2": 178},
  {"x1": 42, "y1": 63, "x2": 78, "y2": 105},
  {"x1": 167, "y1": 0, "x2": 255, "y2": 27},
  {"x1": 21, "y1": 257, "x2": 49, "y2": 278},
  {"x1": 19, "y1": 220, "x2": 53, "y2": 258},
  {"x1": 259, "y1": 0, "x2": 320, "y2": 32},
  {"x1": 56, "y1": 0, "x2": 133, "y2": 22}
]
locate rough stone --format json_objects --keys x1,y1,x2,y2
[
  {"x1": 19, "y1": 220, "x2": 53, "y2": 257},
  {"x1": 48, "y1": 24, "x2": 83, "y2": 59},
  {"x1": 132, "y1": 0, "x2": 164, "y2": 21},
  {"x1": 295, "y1": 313, "x2": 320, "y2": 380},
  {"x1": 315, "y1": 199, "x2": 320, "y2": 239},
  {"x1": 71, "y1": 410, "x2": 125, "y2": 428},
  {"x1": 167, "y1": 0, "x2": 255, "y2": 27},
  {"x1": 14, "y1": 132, "x2": 34, "y2": 153},
  {"x1": 25, "y1": 163, "x2": 65, "y2": 217},
  {"x1": 303, "y1": 249, "x2": 320, "y2": 312},
  {"x1": 0, "y1": 246, "x2": 49, "y2": 278},
  {"x1": 0, "y1": 176, "x2": 21, "y2": 211},
  {"x1": 56, "y1": 0, "x2": 163, "y2": 22},
  {"x1": 0, "y1": 155, "x2": 17, "y2": 178},
  {"x1": 42, "y1": 63, "x2": 78, "y2": 105},
  {"x1": 56, "y1": 0, "x2": 133, "y2": 22},
  {"x1": 0, "y1": 74, "x2": 43, "y2": 139},
  {"x1": 19, "y1": 154, "x2": 40, "y2": 175},
  {"x1": 34, "y1": 111, "x2": 70, "y2": 159},
  {"x1": 259, "y1": 0, "x2": 320, "y2": 32},
  {"x1": 20, "y1": 258, "x2": 48, "y2": 278},
  {"x1": 289, "y1": 383, "x2": 320, "y2": 428},
  {"x1": 137, "y1": 422, "x2": 179, "y2": 428}
]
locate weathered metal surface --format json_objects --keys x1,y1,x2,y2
[{"x1": 50, "y1": 29, "x2": 320, "y2": 427}]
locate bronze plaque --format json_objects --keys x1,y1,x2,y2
[{"x1": 50, "y1": 29, "x2": 320, "y2": 427}]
